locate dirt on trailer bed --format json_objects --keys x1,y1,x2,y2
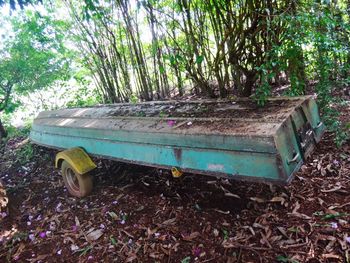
[
  {"x1": 104, "y1": 98, "x2": 297, "y2": 120},
  {"x1": 34, "y1": 96, "x2": 315, "y2": 138},
  {"x1": 45, "y1": 97, "x2": 302, "y2": 122},
  {"x1": 0, "y1": 101, "x2": 350, "y2": 263}
]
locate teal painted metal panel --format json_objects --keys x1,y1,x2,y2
[
  {"x1": 274, "y1": 118, "x2": 303, "y2": 178},
  {"x1": 31, "y1": 123, "x2": 276, "y2": 154},
  {"x1": 30, "y1": 129, "x2": 282, "y2": 181},
  {"x1": 302, "y1": 99, "x2": 325, "y2": 141}
]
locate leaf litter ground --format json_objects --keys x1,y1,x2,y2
[{"x1": 0, "y1": 102, "x2": 349, "y2": 263}]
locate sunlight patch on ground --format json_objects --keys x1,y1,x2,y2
[{"x1": 0, "y1": 227, "x2": 18, "y2": 244}]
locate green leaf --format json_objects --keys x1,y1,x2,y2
[
  {"x1": 169, "y1": 55, "x2": 176, "y2": 65},
  {"x1": 78, "y1": 245, "x2": 93, "y2": 257},
  {"x1": 322, "y1": 213, "x2": 348, "y2": 220},
  {"x1": 222, "y1": 229, "x2": 229, "y2": 240},
  {"x1": 276, "y1": 255, "x2": 289, "y2": 262},
  {"x1": 181, "y1": 256, "x2": 191, "y2": 263},
  {"x1": 107, "y1": 211, "x2": 119, "y2": 220},
  {"x1": 175, "y1": 54, "x2": 183, "y2": 61},
  {"x1": 287, "y1": 227, "x2": 299, "y2": 233},
  {"x1": 151, "y1": 42, "x2": 158, "y2": 56},
  {"x1": 159, "y1": 65, "x2": 165, "y2": 74},
  {"x1": 276, "y1": 255, "x2": 299, "y2": 263},
  {"x1": 110, "y1": 236, "x2": 117, "y2": 246},
  {"x1": 195, "y1": 55, "x2": 204, "y2": 64}
]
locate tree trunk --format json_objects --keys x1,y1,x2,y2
[
  {"x1": 240, "y1": 71, "x2": 257, "y2": 97},
  {"x1": 165, "y1": 30, "x2": 183, "y2": 96},
  {"x1": 0, "y1": 119, "x2": 7, "y2": 139}
]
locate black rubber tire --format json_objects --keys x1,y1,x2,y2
[{"x1": 61, "y1": 160, "x2": 93, "y2": 197}]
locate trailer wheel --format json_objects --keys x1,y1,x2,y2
[{"x1": 61, "y1": 160, "x2": 93, "y2": 197}]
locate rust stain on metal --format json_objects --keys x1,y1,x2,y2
[{"x1": 173, "y1": 148, "x2": 182, "y2": 162}]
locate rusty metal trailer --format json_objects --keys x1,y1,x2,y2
[{"x1": 30, "y1": 96, "x2": 325, "y2": 197}]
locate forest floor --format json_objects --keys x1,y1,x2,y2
[{"x1": 0, "y1": 98, "x2": 350, "y2": 263}]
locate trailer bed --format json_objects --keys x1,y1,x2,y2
[{"x1": 30, "y1": 96, "x2": 325, "y2": 184}]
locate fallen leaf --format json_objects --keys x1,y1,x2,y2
[
  {"x1": 250, "y1": 197, "x2": 265, "y2": 203},
  {"x1": 182, "y1": 232, "x2": 200, "y2": 241},
  {"x1": 86, "y1": 229, "x2": 104, "y2": 242},
  {"x1": 322, "y1": 253, "x2": 342, "y2": 260},
  {"x1": 270, "y1": 196, "x2": 286, "y2": 205},
  {"x1": 107, "y1": 211, "x2": 119, "y2": 220},
  {"x1": 321, "y1": 186, "x2": 342, "y2": 193},
  {"x1": 213, "y1": 209, "x2": 230, "y2": 214},
  {"x1": 126, "y1": 254, "x2": 137, "y2": 262},
  {"x1": 224, "y1": 192, "x2": 241, "y2": 198},
  {"x1": 160, "y1": 217, "x2": 176, "y2": 226},
  {"x1": 27, "y1": 254, "x2": 48, "y2": 262},
  {"x1": 75, "y1": 216, "x2": 81, "y2": 228},
  {"x1": 288, "y1": 212, "x2": 311, "y2": 220},
  {"x1": 292, "y1": 201, "x2": 300, "y2": 214},
  {"x1": 70, "y1": 244, "x2": 79, "y2": 251},
  {"x1": 147, "y1": 227, "x2": 158, "y2": 237},
  {"x1": 12, "y1": 243, "x2": 25, "y2": 259}
]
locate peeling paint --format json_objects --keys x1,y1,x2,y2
[{"x1": 207, "y1": 164, "x2": 224, "y2": 171}]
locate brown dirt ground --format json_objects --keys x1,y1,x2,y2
[{"x1": 0, "y1": 101, "x2": 349, "y2": 263}]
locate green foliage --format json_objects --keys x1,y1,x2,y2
[
  {"x1": 254, "y1": 64, "x2": 274, "y2": 106},
  {"x1": 254, "y1": 81, "x2": 271, "y2": 107},
  {"x1": 0, "y1": 11, "x2": 71, "y2": 114},
  {"x1": 253, "y1": 1, "x2": 349, "y2": 145},
  {"x1": 16, "y1": 143, "x2": 34, "y2": 165},
  {"x1": 6, "y1": 123, "x2": 31, "y2": 139},
  {"x1": 66, "y1": 86, "x2": 102, "y2": 108},
  {"x1": 1, "y1": 115, "x2": 31, "y2": 142},
  {"x1": 309, "y1": 2, "x2": 349, "y2": 145},
  {"x1": 0, "y1": 0, "x2": 42, "y2": 10},
  {"x1": 129, "y1": 94, "x2": 139, "y2": 104},
  {"x1": 321, "y1": 101, "x2": 348, "y2": 147}
]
